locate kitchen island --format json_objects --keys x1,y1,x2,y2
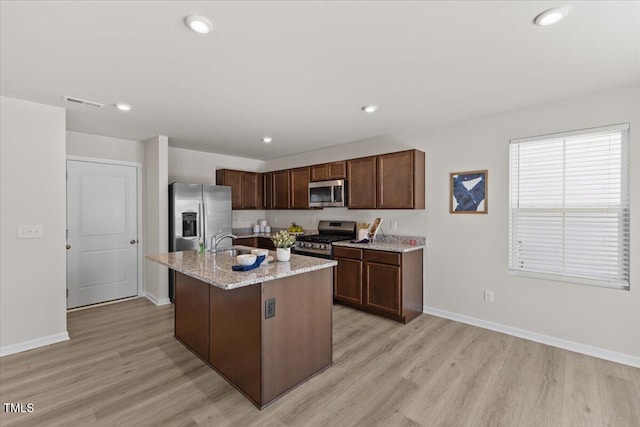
[{"x1": 147, "y1": 247, "x2": 337, "y2": 409}]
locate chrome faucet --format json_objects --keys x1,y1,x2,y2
[{"x1": 210, "y1": 232, "x2": 237, "y2": 252}]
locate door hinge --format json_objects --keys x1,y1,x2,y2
[{"x1": 66, "y1": 289, "x2": 68, "y2": 298}]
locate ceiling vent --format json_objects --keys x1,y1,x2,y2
[{"x1": 62, "y1": 95, "x2": 104, "y2": 109}]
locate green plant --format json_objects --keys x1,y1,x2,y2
[{"x1": 271, "y1": 230, "x2": 296, "y2": 249}]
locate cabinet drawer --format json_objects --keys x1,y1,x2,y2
[
  {"x1": 257, "y1": 237, "x2": 275, "y2": 250},
  {"x1": 233, "y1": 237, "x2": 257, "y2": 247},
  {"x1": 333, "y1": 246, "x2": 362, "y2": 260},
  {"x1": 364, "y1": 250, "x2": 400, "y2": 266}
]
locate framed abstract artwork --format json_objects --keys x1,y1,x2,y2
[{"x1": 450, "y1": 170, "x2": 488, "y2": 214}]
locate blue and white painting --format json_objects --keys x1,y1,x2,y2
[{"x1": 450, "y1": 170, "x2": 488, "y2": 213}]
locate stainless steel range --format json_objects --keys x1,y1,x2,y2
[{"x1": 293, "y1": 220, "x2": 356, "y2": 259}]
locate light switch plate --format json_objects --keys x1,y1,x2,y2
[{"x1": 18, "y1": 225, "x2": 43, "y2": 239}]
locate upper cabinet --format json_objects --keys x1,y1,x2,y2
[
  {"x1": 290, "y1": 167, "x2": 310, "y2": 209},
  {"x1": 272, "y1": 170, "x2": 291, "y2": 210},
  {"x1": 311, "y1": 161, "x2": 346, "y2": 182},
  {"x1": 377, "y1": 150, "x2": 425, "y2": 209},
  {"x1": 241, "y1": 172, "x2": 262, "y2": 209},
  {"x1": 347, "y1": 156, "x2": 377, "y2": 209},
  {"x1": 219, "y1": 149, "x2": 425, "y2": 211},
  {"x1": 216, "y1": 169, "x2": 262, "y2": 210},
  {"x1": 262, "y1": 172, "x2": 273, "y2": 210}
]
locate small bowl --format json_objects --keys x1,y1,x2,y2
[
  {"x1": 251, "y1": 248, "x2": 269, "y2": 257},
  {"x1": 236, "y1": 254, "x2": 257, "y2": 266}
]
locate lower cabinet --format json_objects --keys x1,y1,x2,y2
[
  {"x1": 333, "y1": 246, "x2": 423, "y2": 323},
  {"x1": 335, "y1": 248, "x2": 363, "y2": 304},
  {"x1": 232, "y1": 236, "x2": 275, "y2": 250}
]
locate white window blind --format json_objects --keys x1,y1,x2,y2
[{"x1": 509, "y1": 123, "x2": 630, "y2": 289}]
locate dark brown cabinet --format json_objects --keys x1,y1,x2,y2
[
  {"x1": 174, "y1": 272, "x2": 210, "y2": 361},
  {"x1": 222, "y1": 149, "x2": 424, "y2": 211},
  {"x1": 216, "y1": 169, "x2": 261, "y2": 210},
  {"x1": 216, "y1": 169, "x2": 243, "y2": 209},
  {"x1": 377, "y1": 150, "x2": 425, "y2": 209},
  {"x1": 347, "y1": 156, "x2": 377, "y2": 209},
  {"x1": 262, "y1": 172, "x2": 273, "y2": 210},
  {"x1": 232, "y1": 236, "x2": 275, "y2": 250},
  {"x1": 290, "y1": 167, "x2": 310, "y2": 209},
  {"x1": 242, "y1": 172, "x2": 261, "y2": 209},
  {"x1": 363, "y1": 250, "x2": 401, "y2": 315},
  {"x1": 232, "y1": 237, "x2": 257, "y2": 247},
  {"x1": 333, "y1": 247, "x2": 363, "y2": 305},
  {"x1": 311, "y1": 161, "x2": 346, "y2": 182},
  {"x1": 272, "y1": 170, "x2": 291, "y2": 209},
  {"x1": 333, "y1": 247, "x2": 423, "y2": 323}
]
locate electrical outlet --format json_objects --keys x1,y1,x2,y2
[
  {"x1": 484, "y1": 290, "x2": 494, "y2": 303},
  {"x1": 391, "y1": 219, "x2": 398, "y2": 230},
  {"x1": 18, "y1": 225, "x2": 43, "y2": 239},
  {"x1": 265, "y1": 298, "x2": 276, "y2": 318}
]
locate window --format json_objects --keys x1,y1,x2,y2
[{"x1": 509, "y1": 123, "x2": 630, "y2": 289}]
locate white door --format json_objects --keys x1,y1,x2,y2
[{"x1": 67, "y1": 160, "x2": 138, "y2": 308}]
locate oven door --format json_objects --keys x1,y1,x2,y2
[
  {"x1": 292, "y1": 247, "x2": 333, "y2": 259},
  {"x1": 309, "y1": 180, "x2": 346, "y2": 207}
]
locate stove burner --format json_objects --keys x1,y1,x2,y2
[{"x1": 293, "y1": 220, "x2": 356, "y2": 258}]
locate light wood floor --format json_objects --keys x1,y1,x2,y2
[{"x1": 1, "y1": 298, "x2": 639, "y2": 426}]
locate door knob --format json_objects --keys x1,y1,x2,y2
[
  {"x1": 130, "y1": 240, "x2": 137, "y2": 244},
  {"x1": 66, "y1": 244, "x2": 71, "y2": 250}
]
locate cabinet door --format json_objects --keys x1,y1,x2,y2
[
  {"x1": 311, "y1": 164, "x2": 329, "y2": 182},
  {"x1": 262, "y1": 172, "x2": 273, "y2": 210},
  {"x1": 327, "y1": 161, "x2": 346, "y2": 180},
  {"x1": 364, "y1": 261, "x2": 401, "y2": 315},
  {"x1": 175, "y1": 272, "x2": 210, "y2": 361},
  {"x1": 335, "y1": 257, "x2": 363, "y2": 305},
  {"x1": 377, "y1": 150, "x2": 415, "y2": 209},
  {"x1": 242, "y1": 172, "x2": 261, "y2": 209},
  {"x1": 217, "y1": 170, "x2": 243, "y2": 209},
  {"x1": 233, "y1": 237, "x2": 257, "y2": 247},
  {"x1": 272, "y1": 170, "x2": 291, "y2": 209},
  {"x1": 290, "y1": 167, "x2": 310, "y2": 209},
  {"x1": 347, "y1": 157, "x2": 377, "y2": 209},
  {"x1": 257, "y1": 237, "x2": 275, "y2": 250}
]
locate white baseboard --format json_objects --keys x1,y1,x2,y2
[
  {"x1": 0, "y1": 332, "x2": 70, "y2": 358},
  {"x1": 144, "y1": 291, "x2": 171, "y2": 306},
  {"x1": 423, "y1": 306, "x2": 640, "y2": 368}
]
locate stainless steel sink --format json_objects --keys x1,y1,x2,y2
[{"x1": 212, "y1": 248, "x2": 252, "y2": 257}]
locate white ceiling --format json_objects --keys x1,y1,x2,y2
[{"x1": 1, "y1": 1, "x2": 638, "y2": 160}]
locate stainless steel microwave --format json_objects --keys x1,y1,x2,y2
[{"x1": 309, "y1": 179, "x2": 347, "y2": 208}]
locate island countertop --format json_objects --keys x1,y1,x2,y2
[{"x1": 147, "y1": 246, "x2": 336, "y2": 290}]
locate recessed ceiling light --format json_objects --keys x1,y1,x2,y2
[
  {"x1": 262, "y1": 136, "x2": 273, "y2": 144},
  {"x1": 533, "y1": 7, "x2": 568, "y2": 26},
  {"x1": 185, "y1": 15, "x2": 213, "y2": 34},
  {"x1": 115, "y1": 103, "x2": 132, "y2": 112},
  {"x1": 362, "y1": 105, "x2": 378, "y2": 113}
]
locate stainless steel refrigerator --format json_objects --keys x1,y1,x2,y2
[{"x1": 168, "y1": 183, "x2": 232, "y2": 301}]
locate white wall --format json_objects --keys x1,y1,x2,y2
[
  {"x1": 144, "y1": 136, "x2": 169, "y2": 305},
  {"x1": 264, "y1": 84, "x2": 640, "y2": 361},
  {"x1": 0, "y1": 96, "x2": 69, "y2": 355},
  {"x1": 66, "y1": 131, "x2": 145, "y2": 164},
  {"x1": 168, "y1": 147, "x2": 266, "y2": 228}
]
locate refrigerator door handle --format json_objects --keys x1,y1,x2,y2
[{"x1": 201, "y1": 201, "x2": 206, "y2": 250}]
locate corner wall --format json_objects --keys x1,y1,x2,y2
[
  {"x1": 144, "y1": 136, "x2": 169, "y2": 305},
  {"x1": 0, "y1": 96, "x2": 68, "y2": 355},
  {"x1": 168, "y1": 147, "x2": 266, "y2": 228},
  {"x1": 264, "y1": 84, "x2": 640, "y2": 362}
]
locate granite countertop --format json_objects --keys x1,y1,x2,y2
[
  {"x1": 147, "y1": 246, "x2": 336, "y2": 290},
  {"x1": 232, "y1": 228, "x2": 313, "y2": 239},
  {"x1": 333, "y1": 235, "x2": 426, "y2": 253},
  {"x1": 233, "y1": 231, "x2": 276, "y2": 239}
]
